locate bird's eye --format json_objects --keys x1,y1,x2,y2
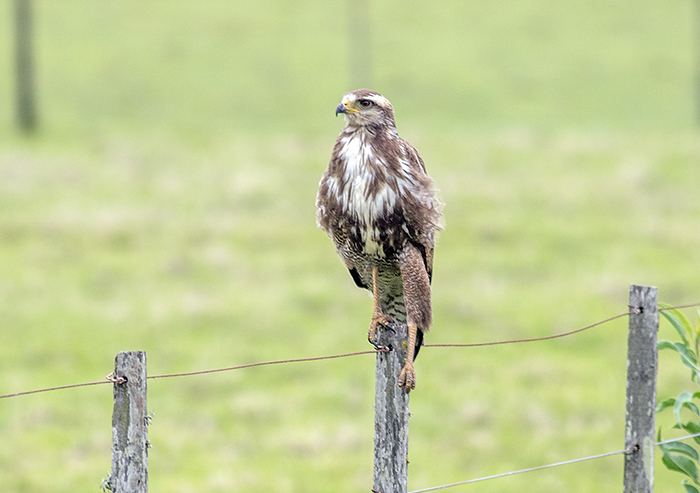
[{"x1": 358, "y1": 100, "x2": 372, "y2": 108}]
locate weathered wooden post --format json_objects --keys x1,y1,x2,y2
[
  {"x1": 623, "y1": 285, "x2": 658, "y2": 493},
  {"x1": 14, "y1": 0, "x2": 37, "y2": 133},
  {"x1": 111, "y1": 351, "x2": 149, "y2": 493},
  {"x1": 373, "y1": 323, "x2": 410, "y2": 493}
]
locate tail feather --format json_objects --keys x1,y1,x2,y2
[{"x1": 414, "y1": 328, "x2": 424, "y2": 360}]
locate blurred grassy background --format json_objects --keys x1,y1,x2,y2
[{"x1": 1, "y1": 1, "x2": 699, "y2": 492}]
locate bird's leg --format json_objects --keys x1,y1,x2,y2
[
  {"x1": 398, "y1": 325, "x2": 418, "y2": 392},
  {"x1": 397, "y1": 243, "x2": 432, "y2": 393},
  {"x1": 368, "y1": 266, "x2": 393, "y2": 347}
]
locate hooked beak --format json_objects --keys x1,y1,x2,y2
[{"x1": 335, "y1": 101, "x2": 362, "y2": 117}]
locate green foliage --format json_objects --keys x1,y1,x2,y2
[{"x1": 658, "y1": 306, "x2": 700, "y2": 491}]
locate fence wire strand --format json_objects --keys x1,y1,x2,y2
[
  {"x1": 408, "y1": 432, "x2": 700, "y2": 493},
  {"x1": 408, "y1": 448, "x2": 633, "y2": 493},
  {"x1": 146, "y1": 349, "x2": 387, "y2": 380},
  {"x1": 0, "y1": 349, "x2": 386, "y2": 400},
  {"x1": 659, "y1": 302, "x2": 700, "y2": 311},
  {"x1": 0, "y1": 380, "x2": 114, "y2": 400},
  {"x1": 1, "y1": 302, "x2": 698, "y2": 401},
  {"x1": 423, "y1": 310, "x2": 634, "y2": 348}
]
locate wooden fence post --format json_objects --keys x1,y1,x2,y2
[
  {"x1": 14, "y1": 0, "x2": 37, "y2": 133},
  {"x1": 623, "y1": 285, "x2": 658, "y2": 493},
  {"x1": 373, "y1": 323, "x2": 410, "y2": 493},
  {"x1": 111, "y1": 351, "x2": 149, "y2": 493}
]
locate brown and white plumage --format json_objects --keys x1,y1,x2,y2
[{"x1": 316, "y1": 89, "x2": 443, "y2": 391}]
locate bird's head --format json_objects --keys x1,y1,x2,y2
[{"x1": 335, "y1": 89, "x2": 396, "y2": 129}]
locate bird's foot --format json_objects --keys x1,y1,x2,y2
[
  {"x1": 398, "y1": 362, "x2": 416, "y2": 392},
  {"x1": 368, "y1": 313, "x2": 394, "y2": 347}
]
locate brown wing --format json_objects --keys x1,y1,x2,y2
[{"x1": 399, "y1": 139, "x2": 441, "y2": 284}]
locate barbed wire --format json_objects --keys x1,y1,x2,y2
[
  {"x1": 1, "y1": 302, "x2": 698, "y2": 401},
  {"x1": 407, "y1": 432, "x2": 700, "y2": 493}
]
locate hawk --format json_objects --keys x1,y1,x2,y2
[{"x1": 316, "y1": 89, "x2": 443, "y2": 392}]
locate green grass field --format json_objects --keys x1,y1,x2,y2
[{"x1": 1, "y1": 1, "x2": 700, "y2": 492}]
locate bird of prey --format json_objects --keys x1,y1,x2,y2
[{"x1": 316, "y1": 89, "x2": 443, "y2": 392}]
